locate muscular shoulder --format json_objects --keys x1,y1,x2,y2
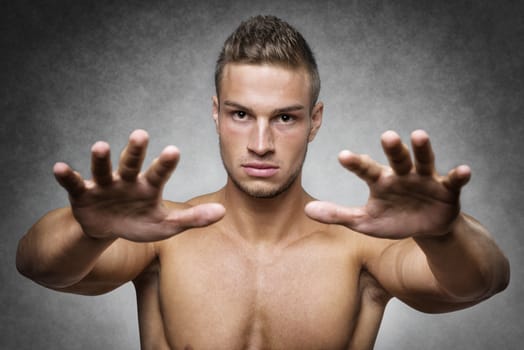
[
  {"x1": 186, "y1": 191, "x2": 222, "y2": 205},
  {"x1": 327, "y1": 226, "x2": 394, "y2": 303},
  {"x1": 322, "y1": 224, "x2": 395, "y2": 263},
  {"x1": 161, "y1": 189, "x2": 221, "y2": 209},
  {"x1": 325, "y1": 224, "x2": 400, "y2": 299}
]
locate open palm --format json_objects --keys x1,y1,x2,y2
[
  {"x1": 54, "y1": 130, "x2": 224, "y2": 242},
  {"x1": 305, "y1": 130, "x2": 471, "y2": 239}
]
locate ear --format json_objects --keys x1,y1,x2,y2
[
  {"x1": 308, "y1": 101, "x2": 323, "y2": 142},
  {"x1": 212, "y1": 96, "x2": 220, "y2": 133}
]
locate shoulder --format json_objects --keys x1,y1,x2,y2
[
  {"x1": 323, "y1": 224, "x2": 400, "y2": 268},
  {"x1": 161, "y1": 189, "x2": 222, "y2": 210},
  {"x1": 156, "y1": 197, "x2": 224, "y2": 252},
  {"x1": 186, "y1": 191, "x2": 222, "y2": 205},
  {"x1": 162, "y1": 191, "x2": 222, "y2": 208}
]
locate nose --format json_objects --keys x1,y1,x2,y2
[{"x1": 247, "y1": 119, "x2": 274, "y2": 156}]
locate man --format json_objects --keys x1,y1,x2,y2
[{"x1": 17, "y1": 15, "x2": 509, "y2": 349}]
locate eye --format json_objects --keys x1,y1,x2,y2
[
  {"x1": 278, "y1": 114, "x2": 294, "y2": 123},
  {"x1": 233, "y1": 110, "x2": 247, "y2": 120}
]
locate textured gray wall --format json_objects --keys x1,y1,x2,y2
[{"x1": 2, "y1": 0, "x2": 523, "y2": 349}]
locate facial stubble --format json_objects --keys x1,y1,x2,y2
[{"x1": 219, "y1": 136, "x2": 309, "y2": 199}]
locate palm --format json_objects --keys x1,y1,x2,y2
[
  {"x1": 359, "y1": 172, "x2": 461, "y2": 238},
  {"x1": 306, "y1": 130, "x2": 470, "y2": 239},
  {"x1": 54, "y1": 130, "x2": 224, "y2": 242},
  {"x1": 70, "y1": 178, "x2": 166, "y2": 241}
]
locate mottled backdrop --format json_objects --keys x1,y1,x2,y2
[{"x1": 2, "y1": 0, "x2": 523, "y2": 349}]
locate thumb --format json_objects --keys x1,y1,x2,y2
[
  {"x1": 305, "y1": 201, "x2": 365, "y2": 227},
  {"x1": 166, "y1": 203, "x2": 226, "y2": 232}
]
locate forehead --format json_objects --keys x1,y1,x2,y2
[{"x1": 219, "y1": 63, "x2": 312, "y2": 108}]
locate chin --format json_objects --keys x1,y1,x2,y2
[
  {"x1": 244, "y1": 187, "x2": 285, "y2": 199},
  {"x1": 232, "y1": 176, "x2": 299, "y2": 199}
]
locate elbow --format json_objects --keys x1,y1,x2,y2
[
  {"x1": 491, "y1": 254, "x2": 510, "y2": 295},
  {"x1": 16, "y1": 237, "x2": 76, "y2": 289},
  {"x1": 16, "y1": 237, "x2": 34, "y2": 279},
  {"x1": 16, "y1": 240, "x2": 48, "y2": 283},
  {"x1": 470, "y1": 254, "x2": 510, "y2": 301},
  {"x1": 16, "y1": 258, "x2": 78, "y2": 289},
  {"x1": 480, "y1": 252, "x2": 510, "y2": 299},
  {"x1": 442, "y1": 256, "x2": 510, "y2": 303},
  {"x1": 16, "y1": 231, "x2": 46, "y2": 281}
]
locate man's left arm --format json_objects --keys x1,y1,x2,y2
[
  {"x1": 305, "y1": 130, "x2": 510, "y2": 312},
  {"x1": 370, "y1": 213, "x2": 509, "y2": 312}
]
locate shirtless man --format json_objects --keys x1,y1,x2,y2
[{"x1": 17, "y1": 15, "x2": 509, "y2": 349}]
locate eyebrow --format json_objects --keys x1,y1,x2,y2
[{"x1": 222, "y1": 100, "x2": 306, "y2": 115}]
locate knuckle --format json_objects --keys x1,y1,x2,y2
[{"x1": 361, "y1": 154, "x2": 371, "y2": 161}]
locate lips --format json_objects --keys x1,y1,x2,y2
[{"x1": 242, "y1": 162, "x2": 279, "y2": 178}]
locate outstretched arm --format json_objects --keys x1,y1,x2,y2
[
  {"x1": 306, "y1": 130, "x2": 509, "y2": 310},
  {"x1": 17, "y1": 130, "x2": 225, "y2": 293}
]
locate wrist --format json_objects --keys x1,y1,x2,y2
[
  {"x1": 414, "y1": 212, "x2": 465, "y2": 244},
  {"x1": 68, "y1": 211, "x2": 117, "y2": 243}
]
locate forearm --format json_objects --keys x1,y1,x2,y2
[
  {"x1": 16, "y1": 207, "x2": 115, "y2": 288},
  {"x1": 414, "y1": 213, "x2": 510, "y2": 301}
]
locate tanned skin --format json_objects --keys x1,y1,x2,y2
[{"x1": 17, "y1": 64, "x2": 509, "y2": 349}]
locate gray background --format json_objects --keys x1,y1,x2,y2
[{"x1": 2, "y1": 0, "x2": 523, "y2": 349}]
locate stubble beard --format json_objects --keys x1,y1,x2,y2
[{"x1": 219, "y1": 139, "x2": 308, "y2": 199}]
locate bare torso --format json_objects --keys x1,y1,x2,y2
[{"x1": 134, "y1": 222, "x2": 391, "y2": 350}]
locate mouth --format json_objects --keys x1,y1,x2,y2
[{"x1": 241, "y1": 162, "x2": 279, "y2": 178}]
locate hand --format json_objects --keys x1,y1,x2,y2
[
  {"x1": 305, "y1": 130, "x2": 471, "y2": 239},
  {"x1": 53, "y1": 130, "x2": 225, "y2": 242}
]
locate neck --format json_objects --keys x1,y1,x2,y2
[{"x1": 217, "y1": 176, "x2": 313, "y2": 245}]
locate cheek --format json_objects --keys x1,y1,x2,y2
[
  {"x1": 219, "y1": 118, "x2": 249, "y2": 138},
  {"x1": 277, "y1": 130, "x2": 309, "y2": 153},
  {"x1": 219, "y1": 124, "x2": 246, "y2": 156}
]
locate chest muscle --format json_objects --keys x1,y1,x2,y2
[{"x1": 158, "y1": 234, "x2": 363, "y2": 349}]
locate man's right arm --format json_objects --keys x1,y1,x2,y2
[
  {"x1": 16, "y1": 130, "x2": 225, "y2": 295},
  {"x1": 16, "y1": 207, "x2": 155, "y2": 294}
]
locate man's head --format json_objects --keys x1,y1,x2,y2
[
  {"x1": 215, "y1": 15, "x2": 320, "y2": 107},
  {"x1": 213, "y1": 16, "x2": 323, "y2": 199}
]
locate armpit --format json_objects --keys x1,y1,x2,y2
[{"x1": 359, "y1": 269, "x2": 392, "y2": 306}]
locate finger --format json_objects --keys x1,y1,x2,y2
[
  {"x1": 91, "y1": 141, "x2": 113, "y2": 186},
  {"x1": 53, "y1": 162, "x2": 87, "y2": 198},
  {"x1": 118, "y1": 129, "x2": 149, "y2": 182},
  {"x1": 166, "y1": 203, "x2": 226, "y2": 232},
  {"x1": 443, "y1": 165, "x2": 471, "y2": 192},
  {"x1": 411, "y1": 129, "x2": 435, "y2": 176},
  {"x1": 306, "y1": 201, "x2": 406, "y2": 238},
  {"x1": 305, "y1": 201, "x2": 366, "y2": 227},
  {"x1": 381, "y1": 130, "x2": 413, "y2": 175},
  {"x1": 338, "y1": 150, "x2": 382, "y2": 184},
  {"x1": 144, "y1": 145, "x2": 180, "y2": 188}
]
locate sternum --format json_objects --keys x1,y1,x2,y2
[{"x1": 244, "y1": 260, "x2": 271, "y2": 349}]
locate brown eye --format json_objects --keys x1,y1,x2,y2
[
  {"x1": 278, "y1": 114, "x2": 294, "y2": 123},
  {"x1": 234, "y1": 111, "x2": 247, "y2": 119}
]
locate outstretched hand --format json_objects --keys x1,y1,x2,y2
[
  {"x1": 53, "y1": 130, "x2": 225, "y2": 242},
  {"x1": 305, "y1": 130, "x2": 471, "y2": 239}
]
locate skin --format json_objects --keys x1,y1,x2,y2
[{"x1": 17, "y1": 63, "x2": 509, "y2": 350}]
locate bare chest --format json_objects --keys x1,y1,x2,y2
[{"x1": 158, "y1": 233, "x2": 364, "y2": 350}]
